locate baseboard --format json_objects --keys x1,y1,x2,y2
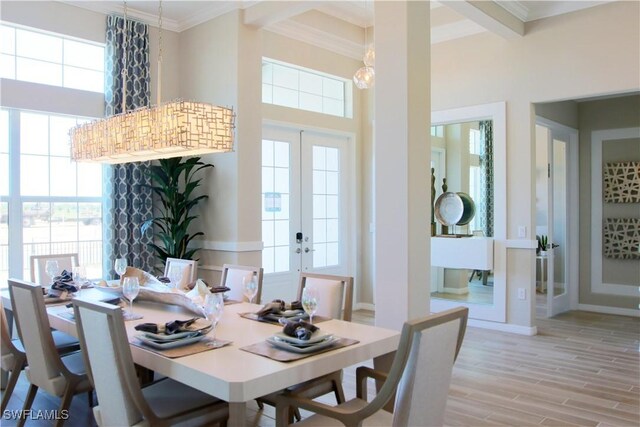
[
  {"x1": 354, "y1": 302, "x2": 375, "y2": 311},
  {"x1": 578, "y1": 304, "x2": 640, "y2": 317},
  {"x1": 467, "y1": 319, "x2": 538, "y2": 336}
]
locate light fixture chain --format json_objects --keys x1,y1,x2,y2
[{"x1": 121, "y1": 0, "x2": 128, "y2": 113}]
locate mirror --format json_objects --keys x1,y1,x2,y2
[{"x1": 430, "y1": 102, "x2": 506, "y2": 322}]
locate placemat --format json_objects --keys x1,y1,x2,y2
[
  {"x1": 238, "y1": 312, "x2": 330, "y2": 325},
  {"x1": 240, "y1": 337, "x2": 359, "y2": 362},
  {"x1": 130, "y1": 336, "x2": 232, "y2": 359}
]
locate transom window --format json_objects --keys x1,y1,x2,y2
[
  {"x1": 0, "y1": 23, "x2": 104, "y2": 93},
  {"x1": 262, "y1": 58, "x2": 351, "y2": 118}
]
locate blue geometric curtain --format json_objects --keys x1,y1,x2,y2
[
  {"x1": 102, "y1": 15, "x2": 154, "y2": 277},
  {"x1": 479, "y1": 120, "x2": 494, "y2": 237}
]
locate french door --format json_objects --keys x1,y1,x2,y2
[{"x1": 261, "y1": 125, "x2": 350, "y2": 301}]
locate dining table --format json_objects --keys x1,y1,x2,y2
[{"x1": 2, "y1": 288, "x2": 400, "y2": 426}]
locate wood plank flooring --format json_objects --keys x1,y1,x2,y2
[{"x1": 2, "y1": 310, "x2": 638, "y2": 426}]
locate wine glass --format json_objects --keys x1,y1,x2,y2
[
  {"x1": 301, "y1": 286, "x2": 319, "y2": 324},
  {"x1": 203, "y1": 292, "x2": 224, "y2": 345},
  {"x1": 45, "y1": 260, "x2": 59, "y2": 286},
  {"x1": 242, "y1": 275, "x2": 258, "y2": 304},
  {"x1": 114, "y1": 257, "x2": 127, "y2": 279},
  {"x1": 122, "y1": 276, "x2": 140, "y2": 316},
  {"x1": 167, "y1": 264, "x2": 184, "y2": 290},
  {"x1": 72, "y1": 266, "x2": 87, "y2": 292}
]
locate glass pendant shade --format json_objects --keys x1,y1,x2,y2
[
  {"x1": 363, "y1": 44, "x2": 375, "y2": 67},
  {"x1": 353, "y1": 66, "x2": 375, "y2": 89}
]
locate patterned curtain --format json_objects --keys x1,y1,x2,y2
[
  {"x1": 103, "y1": 15, "x2": 154, "y2": 277},
  {"x1": 479, "y1": 120, "x2": 494, "y2": 237}
]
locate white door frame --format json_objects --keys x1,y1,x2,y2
[{"x1": 536, "y1": 117, "x2": 579, "y2": 314}]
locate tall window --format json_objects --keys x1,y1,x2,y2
[
  {"x1": 262, "y1": 58, "x2": 351, "y2": 118},
  {"x1": 0, "y1": 109, "x2": 104, "y2": 285},
  {"x1": 0, "y1": 23, "x2": 104, "y2": 93}
]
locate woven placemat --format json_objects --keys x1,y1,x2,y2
[
  {"x1": 238, "y1": 312, "x2": 330, "y2": 325},
  {"x1": 130, "y1": 336, "x2": 232, "y2": 359},
  {"x1": 240, "y1": 337, "x2": 359, "y2": 362}
]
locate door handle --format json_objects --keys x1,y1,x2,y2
[
  {"x1": 295, "y1": 248, "x2": 302, "y2": 254},
  {"x1": 304, "y1": 247, "x2": 315, "y2": 253}
]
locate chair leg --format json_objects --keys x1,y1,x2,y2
[
  {"x1": 1, "y1": 368, "x2": 21, "y2": 412},
  {"x1": 17, "y1": 384, "x2": 38, "y2": 427},
  {"x1": 333, "y1": 379, "x2": 346, "y2": 404},
  {"x1": 256, "y1": 398, "x2": 264, "y2": 410},
  {"x1": 54, "y1": 385, "x2": 75, "y2": 427},
  {"x1": 87, "y1": 390, "x2": 94, "y2": 407}
]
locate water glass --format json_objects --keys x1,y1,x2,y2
[
  {"x1": 203, "y1": 293, "x2": 224, "y2": 345},
  {"x1": 167, "y1": 264, "x2": 184, "y2": 289},
  {"x1": 72, "y1": 266, "x2": 87, "y2": 290},
  {"x1": 45, "y1": 260, "x2": 59, "y2": 286},
  {"x1": 242, "y1": 275, "x2": 258, "y2": 304},
  {"x1": 122, "y1": 276, "x2": 140, "y2": 315},
  {"x1": 302, "y1": 286, "x2": 319, "y2": 324},
  {"x1": 114, "y1": 257, "x2": 127, "y2": 278}
]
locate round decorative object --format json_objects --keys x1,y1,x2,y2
[
  {"x1": 434, "y1": 192, "x2": 464, "y2": 226},
  {"x1": 456, "y1": 192, "x2": 476, "y2": 225}
]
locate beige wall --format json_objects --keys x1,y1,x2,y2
[
  {"x1": 429, "y1": 1, "x2": 639, "y2": 325},
  {"x1": 578, "y1": 95, "x2": 640, "y2": 310}
]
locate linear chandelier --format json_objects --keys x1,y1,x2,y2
[{"x1": 70, "y1": 1, "x2": 235, "y2": 164}]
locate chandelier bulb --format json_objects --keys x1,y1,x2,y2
[{"x1": 353, "y1": 66, "x2": 375, "y2": 89}]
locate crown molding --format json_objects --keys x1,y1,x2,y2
[{"x1": 495, "y1": 1, "x2": 529, "y2": 22}]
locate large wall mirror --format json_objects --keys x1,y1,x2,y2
[{"x1": 430, "y1": 102, "x2": 507, "y2": 322}]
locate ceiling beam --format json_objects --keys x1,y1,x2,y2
[
  {"x1": 441, "y1": 0, "x2": 524, "y2": 39},
  {"x1": 243, "y1": 1, "x2": 320, "y2": 28}
]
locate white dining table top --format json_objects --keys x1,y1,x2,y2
[{"x1": 30, "y1": 291, "x2": 400, "y2": 425}]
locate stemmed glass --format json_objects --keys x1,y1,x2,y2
[
  {"x1": 114, "y1": 257, "x2": 127, "y2": 280},
  {"x1": 167, "y1": 264, "x2": 184, "y2": 290},
  {"x1": 122, "y1": 276, "x2": 140, "y2": 316},
  {"x1": 242, "y1": 275, "x2": 258, "y2": 304},
  {"x1": 301, "y1": 286, "x2": 319, "y2": 324},
  {"x1": 203, "y1": 293, "x2": 224, "y2": 346},
  {"x1": 72, "y1": 266, "x2": 87, "y2": 293},
  {"x1": 45, "y1": 260, "x2": 59, "y2": 286}
]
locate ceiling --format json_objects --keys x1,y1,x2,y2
[{"x1": 60, "y1": 1, "x2": 614, "y2": 57}]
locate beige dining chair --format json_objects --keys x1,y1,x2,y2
[
  {"x1": 258, "y1": 273, "x2": 354, "y2": 421},
  {"x1": 0, "y1": 300, "x2": 80, "y2": 412},
  {"x1": 220, "y1": 264, "x2": 264, "y2": 303},
  {"x1": 30, "y1": 253, "x2": 79, "y2": 285},
  {"x1": 275, "y1": 306, "x2": 469, "y2": 427},
  {"x1": 72, "y1": 298, "x2": 229, "y2": 427},
  {"x1": 8, "y1": 279, "x2": 92, "y2": 427},
  {"x1": 163, "y1": 257, "x2": 198, "y2": 288}
]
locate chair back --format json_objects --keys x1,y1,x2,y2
[
  {"x1": 0, "y1": 300, "x2": 21, "y2": 369},
  {"x1": 297, "y1": 273, "x2": 354, "y2": 321},
  {"x1": 164, "y1": 258, "x2": 198, "y2": 288},
  {"x1": 73, "y1": 299, "x2": 151, "y2": 426},
  {"x1": 220, "y1": 264, "x2": 264, "y2": 303},
  {"x1": 7, "y1": 279, "x2": 67, "y2": 396},
  {"x1": 362, "y1": 307, "x2": 468, "y2": 427},
  {"x1": 30, "y1": 253, "x2": 79, "y2": 285}
]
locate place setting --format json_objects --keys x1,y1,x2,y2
[
  {"x1": 129, "y1": 292, "x2": 232, "y2": 358},
  {"x1": 239, "y1": 286, "x2": 330, "y2": 325},
  {"x1": 240, "y1": 317, "x2": 358, "y2": 362}
]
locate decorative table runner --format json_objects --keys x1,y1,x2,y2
[
  {"x1": 238, "y1": 312, "x2": 331, "y2": 325},
  {"x1": 240, "y1": 337, "x2": 359, "y2": 362},
  {"x1": 130, "y1": 336, "x2": 232, "y2": 359}
]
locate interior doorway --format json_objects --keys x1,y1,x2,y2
[{"x1": 535, "y1": 118, "x2": 578, "y2": 318}]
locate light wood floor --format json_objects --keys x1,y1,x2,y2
[{"x1": 2, "y1": 310, "x2": 638, "y2": 426}]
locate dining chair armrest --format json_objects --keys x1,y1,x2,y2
[
  {"x1": 356, "y1": 366, "x2": 388, "y2": 400},
  {"x1": 275, "y1": 393, "x2": 361, "y2": 427}
]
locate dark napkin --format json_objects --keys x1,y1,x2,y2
[
  {"x1": 54, "y1": 270, "x2": 74, "y2": 283},
  {"x1": 256, "y1": 299, "x2": 286, "y2": 317},
  {"x1": 48, "y1": 270, "x2": 78, "y2": 297},
  {"x1": 134, "y1": 317, "x2": 197, "y2": 335},
  {"x1": 210, "y1": 286, "x2": 230, "y2": 294},
  {"x1": 157, "y1": 276, "x2": 171, "y2": 284},
  {"x1": 282, "y1": 319, "x2": 319, "y2": 341}
]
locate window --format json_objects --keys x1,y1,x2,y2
[
  {"x1": 262, "y1": 58, "x2": 351, "y2": 118},
  {"x1": 0, "y1": 109, "x2": 104, "y2": 285},
  {"x1": 0, "y1": 23, "x2": 104, "y2": 93},
  {"x1": 431, "y1": 125, "x2": 444, "y2": 138}
]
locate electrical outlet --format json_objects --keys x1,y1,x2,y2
[
  {"x1": 518, "y1": 226, "x2": 527, "y2": 238},
  {"x1": 517, "y1": 288, "x2": 526, "y2": 300}
]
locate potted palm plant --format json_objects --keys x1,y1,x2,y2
[{"x1": 141, "y1": 156, "x2": 214, "y2": 270}]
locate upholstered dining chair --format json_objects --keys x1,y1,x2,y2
[
  {"x1": 258, "y1": 273, "x2": 355, "y2": 421},
  {"x1": 220, "y1": 264, "x2": 264, "y2": 304},
  {"x1": 275, "y1": 306, "x2": 469, "y2": 427},
  {"x1": 30, "y1": 253, "x2": 79, "y2": 285},
  {"x1": 8, "y1": 279, "x2": 92, "y2": 427},
  {"x1": 72, "y1": 298, "x2": 229, "y2": 427},
  {"x1": 163, "y1": 257, "x2": 198, "y2": 289},
  {"x1": 0, "y1": 300, "x2": 80, "y2": 412}
]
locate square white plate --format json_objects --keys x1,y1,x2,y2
[
  {"x1": 273, "y1": 330, "x2": 332, "y2": 346},
  {"x1": 266, "y1": 336, "x2": 339, "y2": 354},
  {"x1": 136, "y1": 333, "x2": 204, "y2": 349}
]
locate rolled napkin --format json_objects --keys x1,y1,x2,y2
[
  {"x1": 51, "y1": 282, "x2": 79, "y2": 293},
  {"x1": 54, "y1": 270, "x2": 73, "y2": 283},
  {"x1": 134, "y1": 317, "x2": 197, "y2": 335},
  {"x1": 157, "y1": 276, "x2": 171, "y2": 284},
  {"x1": 256, "y1": 299, "x2": 286, "y2": 317},
  {"x1": 282, "y1": 319, "x2": 319, "y2": 341}
]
